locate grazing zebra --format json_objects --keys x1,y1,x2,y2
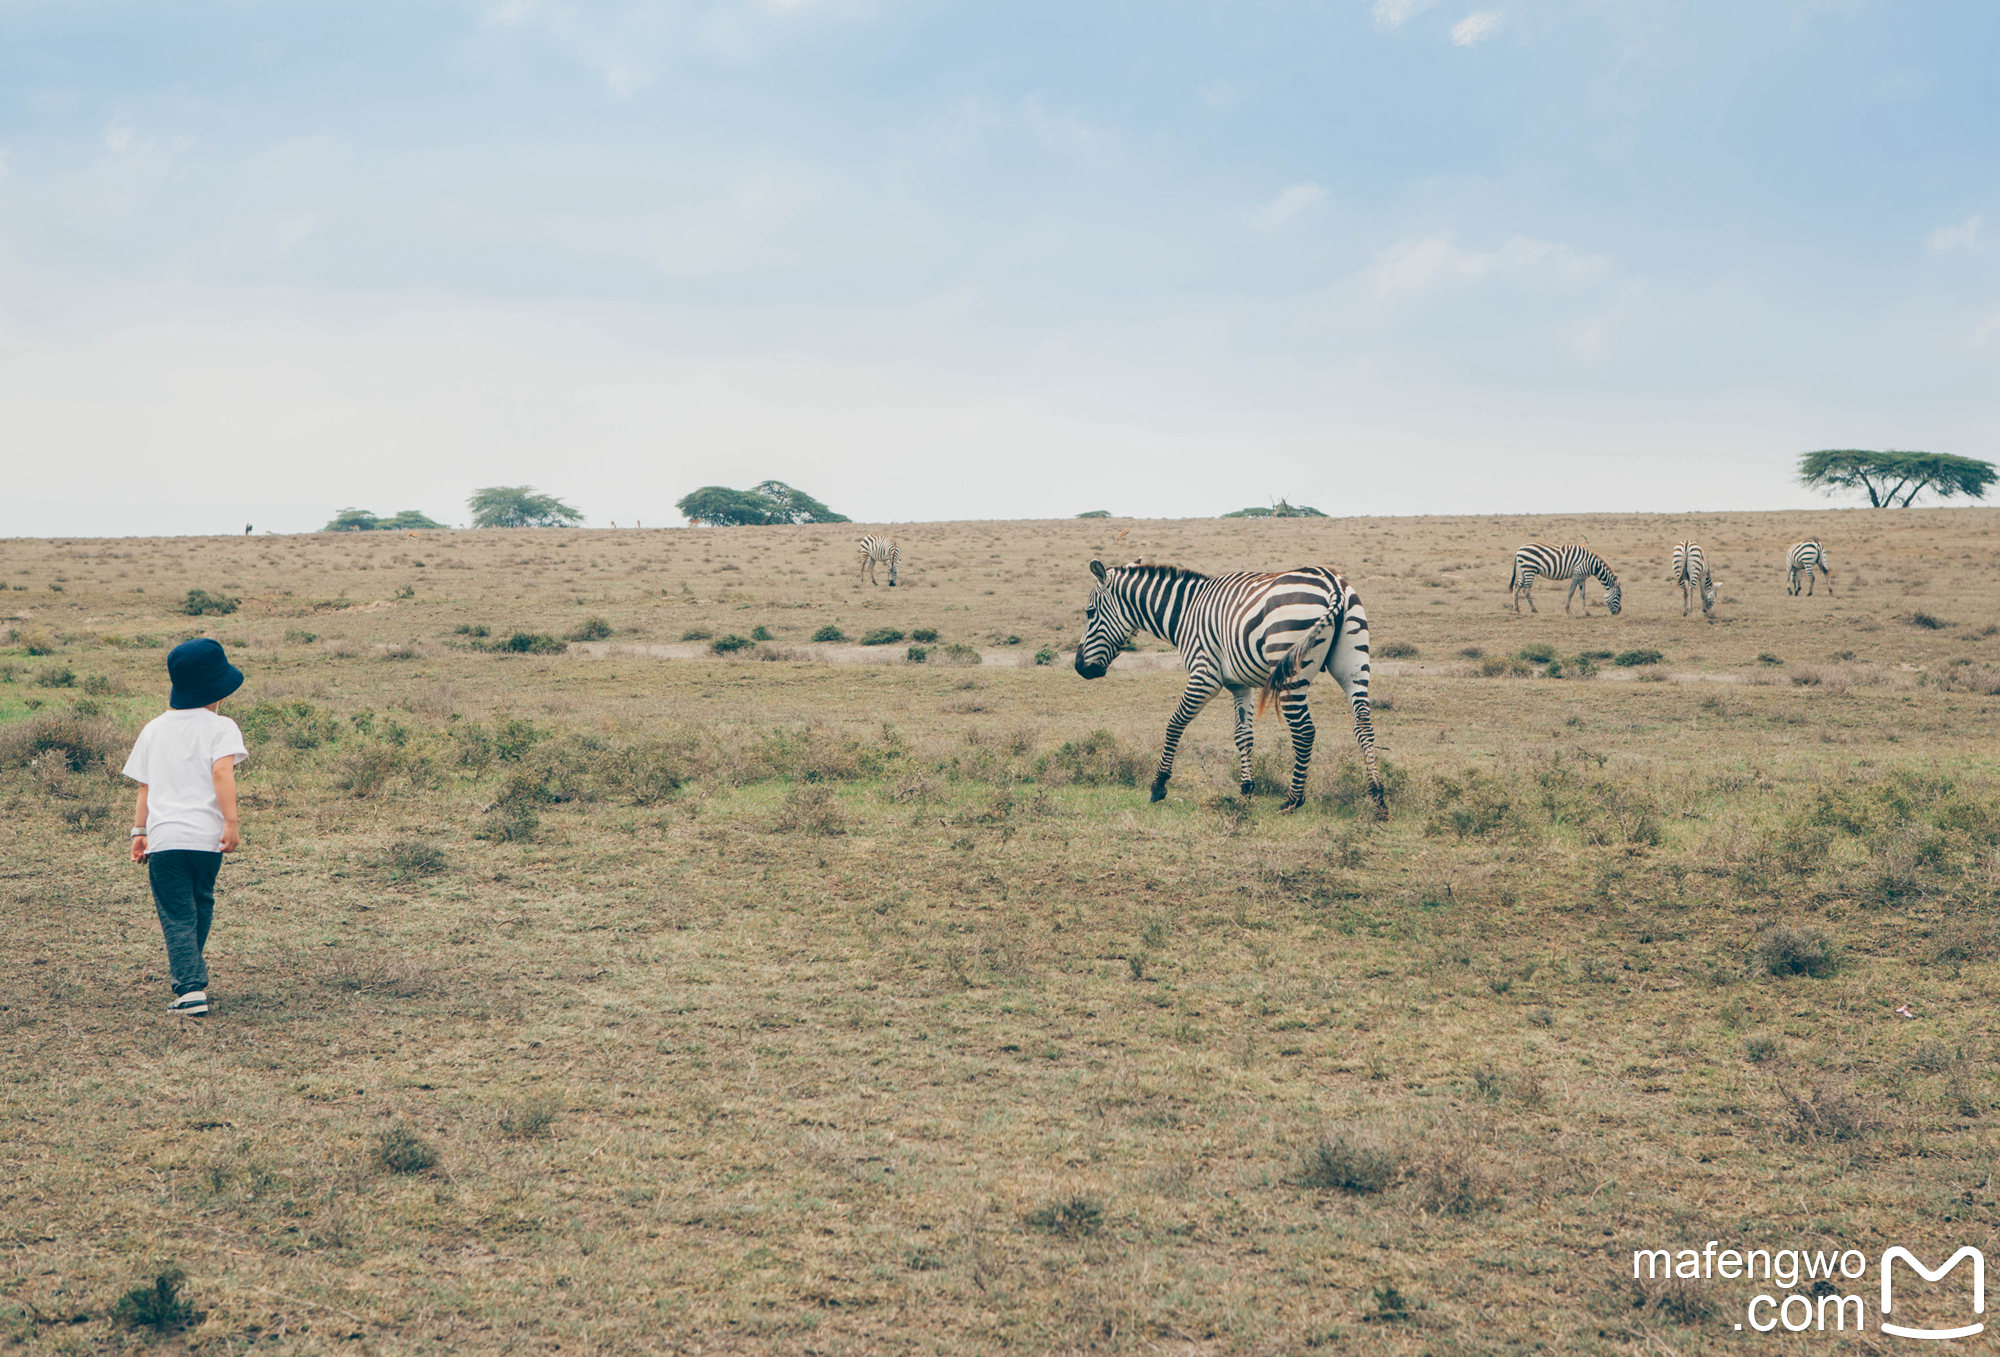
[
  {"x1": 1670, "y1": 541, "x2": 1715, "y2": 617},
  {"x1": 857, "y1": 535, "x2": 899, "y2": 586},
  {"x1": 1072, "y1": 559, "x2": 1385, "y2": 817},
  {"x1": 1509, "y1": 543, "x2": 1623, "y2": 616},
  {"x1": 1786, "y1": 540, "x2": 1832, "y2": 596}
]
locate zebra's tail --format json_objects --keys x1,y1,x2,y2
[
  {"x1": 1508, "y1": 556, "x2": 1520, "y2": 592},
  {"x1": 1257, "y1": 605, "x2": 1343, "y2": 719}
]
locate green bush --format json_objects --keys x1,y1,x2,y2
[
  {"x1": 936, "y1": 642, "x2": 982, "y2": 667},
  {"x1": 1515, "y1": 643, "x2": 1555, "y2": 664},
  {"x1": 1024, "y1": 1195, "x2": 1104, "y2": 1238},
  {"x1": 860, "y1": 628, "x2": 904, "y2": 646},
  {"x1": 112, "y1": 1266, "x2": 196, "y2": 1331},
  {"x1": 1379, "y1": 641, "x2": 1419, "y2": 659},
  {"x1": 181, "y1": 588, "x2": 239, "y2": 617},
  {"x1": 34, "y1": 665, "x2": 75, "y2": 688},
  {"x1": 1034, "y1": 646, "x2": 1057, "y2": 666},
  {"x1": 238, "y1": 699, "x2": 341, "y2": 750},
  {"x1": 680, "y1": 628, "x2": 713, "y2": 642},
  {"x1": 0, "y1": 708, "x2": 123, "y2": 771},
  {"x1": 453, "y1": 623, "x2": 489, "y2": 637},
  {"x1": 911, "y1": 627, "x2": 939, "y2": 643},
  {"x1": 1756, "y1": 926, "x2": 1839, "y2": 978},
  {"x1": 1298, "y1": 1134, "x2": 1400, "y2": 1194},
  {"x1": 905, "y1": 645, "x2": 930, "y2": 664},
  {"x1": 711, "y1": 634, "x2": 754, "y2": 654},
  {"x1": 812, "y1": 625, "x2": 846, "y2": 643},
  {"x1": 565, "y1": 616, "x2": 612, "y2": 642},
  {"x1": 1614, "y1": 649, "x2": 1663, "y2": 667},
  {"x1": 502, "y1": 631, "x2": 564, "y2": 654},
  {"x1": 1042, "y1": 730, "x2": 1144, "y2": 787},
  {"x1": 750, "y1": 625, "x2": 775, "y2": 641},
  {"x1": 370, "y1": 1124, "x2": 439, "y2": 1174}
]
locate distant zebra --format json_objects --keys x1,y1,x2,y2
[
  {"x1": 1072, "y1": 559, "x2": 1385, "y2": 816},
  {"x1": 857, "y1": 535, "x2": 899, "y2": 586},
  {"x1": 1509, "y1": 543, "x2": 1622, "y2": 615},
  {"x1": 1786, "y1": 540, "x2": 1832, "y2": 596},
  {"x1": 1670, "y1": 541, "x2": 1715, "y2": 617}
]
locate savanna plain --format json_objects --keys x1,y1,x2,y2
[{"x1": 3, "y1": 508, "x2": 2000, "y2": 1355}]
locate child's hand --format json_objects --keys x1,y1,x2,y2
[
  {"x1": 131, "y1": 834, "x2": 148, "y2": 864},
  {"x1": 220, "y1": 823, "x2": 240, "y2": 853}
]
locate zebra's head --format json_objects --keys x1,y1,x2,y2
[
  {"x1": 887, "y1": 540, "x2": 898, "y2": 586},
  {"x1": 1605, "y1": 574, "x2": 1622, "y2": 615},
  {"x1": 1074, "y1": 559, "x2": 1133, "y2": 680}
]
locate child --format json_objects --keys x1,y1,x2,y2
[{"x1": 123, "y1": 639, "x2": 248, "y2": 1016}]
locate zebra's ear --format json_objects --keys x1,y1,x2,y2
[{"x1": 1089, "y1": 559, "x2": 1108, "y2": 583}]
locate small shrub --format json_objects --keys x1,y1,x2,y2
[
  {"x1": 750, "y1": 625, "x2": 774, "y2": 641},
  {"x1": 1909, "y1": 611, "x2": 1951, "y2": 630},
  {"x1": 1024, "y1": 1195, "x2": 1104, "y2": 1238},
  {"x1": 1526, "y1": 1007, "x2": 1554, "y2": 1029},
  {"x1": 498, "y1": 1095, "x2": 562, "y2": 1139},
  {"x1": 370, "y1": 1124, "x2": 440, "y2": 1174},
  {"x1": 681, "y1": 627, "x2": 714, "y2": 642},
  {"x1": 181, "y1": 588, "x2": 239, "y2": 616},
  {"x1": 1515, "y1": 643, "x2": 1555, "y2": 664},
  {"x1": 775, "y1": 783, "x2": 844, "y2": 835},
  {"x1": 1297, "y1": 1133, "x2": 1400, "y2": 1194},
  {"x1": 1779, "y1": 1077, "x2": 1875, "y2": 1141},
  {"x1": 334, "y1": 745, "x2": 400, "y2": 797},
  {"x1": 1033, "y1": 646, "x2": 1057, "y2": 665},
  {"x1": 811, "y1": 624, "x2": 846, "y2": 642},
  {"x1": 387, "y1": 840, "x2": 447, "y2": 878},
  {"x1": 565, "y1": 616, "x2": 612, "y2": 642},
  {"x1": 1756, "y1": 925, "x2": 1839, "y2": 978},
  {"x1": 911, "y1": 627, "x2": 939, "y2": 643},
  {"x1": 502, "y1": 631, "x2": 564, "y2": 654},
  {"x1": 1043, "y1": 729, "x2": 1144, "y2": 787},
  {"x1": 711, "y1": 634, "x2": 754, "y2": 654},
  {"x1": 905, "y1": 645, "x2": 930, "y2": 664},
  {"x1": 935, "y1": 642, "x2": 982, "y2": 667},
  {"x1": 113, "y1": 1266, "x2": 197, "y2": 1332},
  {"x1": 452, "y1": 623, "x2": 487, "y2": 638},
  {"x1": 17, "y1": 629, "x2": 56, "y2": 656},
  {"x1": 1206, "y1": 791, "x2": 1252, "y2": 832},
  {"x1": 0, "y1": 708, "x2": 122, "y2": 771},
  {"x1": 82, "y1": 673, "x2": 119, "y2": 696},
  {"x1": 1613, "y1": 648, "x2": 1662, "y2": 667},
  {"x1": 1757, "y1": 652, "x2": 1784, "y2": 666},
  {"x1": 1742, "y1": 1035, "x2": 1783, "y2": 1064},
  {"x1": 1379, "y1": 641, "x2": 1419, "y2": 659},
  {"x1": 1458, "y1": 646, "x2": 1483, "y2": 659},
  {"x1": 860, "y1": 627, "x2": 905, "y2": 646},
  {"x1": 1408, "y1": 1139, "x2": 1495, "y2": 1215},
  {"x1": 34, "y1": 665, "x2": 76, "y2": 688}
]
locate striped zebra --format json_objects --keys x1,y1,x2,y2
[
  {"x1": 1670, "y1": 541, "x2": 1715, "y2": 617},
  {"x1": 1786, "y1": 540, "x2": 1832, "y2": 596},
  {"x1": 1509, "y1": 543, "x2": 1623, "y2": 616},
  {"x1": 857, "y1": 535, "x2": 899, "y2": 586},
  {"x1": 1072, "y1": 559, "x2": 1385, "y2": 817}
]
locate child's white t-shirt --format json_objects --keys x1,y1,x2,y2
[{"x1": 122, "y1": 709, "x2": 249, "y2": 854}]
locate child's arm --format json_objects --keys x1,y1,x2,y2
[
  {"x1": 131, "y1": 785, "x2": 150, "y2": 864},
  {"x1": 212, "y1": 757, "x2": 240, "y2": 853}
]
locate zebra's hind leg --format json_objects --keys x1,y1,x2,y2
[
  {"x1": 1152, "y1": 666, "x2": 1222, "y2": 803},
  {"x1": 1231, "y1": 687, "x2": 1256, "y2": 794},
  {"x1": 1277, "y1": 690, "x2": 1315, "y2": 811}
]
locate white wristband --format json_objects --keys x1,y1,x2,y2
[{"x1": 131, "y1": 828, "x2": 148, "y2": 838}]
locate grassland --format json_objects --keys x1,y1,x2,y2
[{"x1": 2, "y1": 507, "x2": 1999, "y2": 1354}]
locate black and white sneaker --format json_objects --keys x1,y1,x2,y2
[{"x1": 168, "y1": 991, "x2": 210, "y2": 1016}]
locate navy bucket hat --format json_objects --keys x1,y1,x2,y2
[{"x1": 167, "y1": 638, "x2": 244, "y2": 710}]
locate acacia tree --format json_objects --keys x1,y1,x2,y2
[
  {"x1": 468, "y1": 486, "x2": 584, "y2": 528},
  {"x1": 1798, "y1": 450, "x2": 1995, "y2": 508},
  {"x1": 676, "y1": 481, "x2": 849, "y2": 526},
  {"x1": 1223, "y1": 498, "x2": 1327, "y2": 519}
]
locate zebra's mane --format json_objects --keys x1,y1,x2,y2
[{"x1": 1113, "y1": 560, "x2": 1209, "y2": 582}]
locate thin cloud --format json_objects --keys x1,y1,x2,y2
[
  {"x1": 1926, "y1": 215, "x2": 1982, "y2": 255},
  {"x1": 1372, "y1": 0, "x2": 1434, "y2": 31},
  {"x1": 1451, "y1": 11, "x2": 1503, "y2": 46},
  {"x1": 1368, "y1": 232, "x2": 1609, "y2": 296},
  {"x1": 1248, "y1": 182, "x2": 1328, "y2": 231}
]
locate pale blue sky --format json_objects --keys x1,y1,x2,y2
[{"x1": 2, "y1": 1, "x2": 1995, "y2": 533}]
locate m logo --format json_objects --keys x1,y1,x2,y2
[{"x1": 1881, "y1": 1247, "x2": 1984, "y2": 1340}]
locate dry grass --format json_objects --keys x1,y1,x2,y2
[{"x1": 2, "y1": 508, "x2": 1999, "y2": 1352}]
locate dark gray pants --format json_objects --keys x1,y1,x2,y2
[{"x1": 148, "y1": 850, "x2": 221, "y2": 996}]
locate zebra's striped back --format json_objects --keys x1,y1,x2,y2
[
  {"x1": 1509, "y1": 542, "x2": 1622, "y2": 615},
  {"x1": 857, "y1": 534, "x2": 899, "y2": 586},
  {"x1": 1786, "y1": 540, "x2": 1830, "y2": 596}
]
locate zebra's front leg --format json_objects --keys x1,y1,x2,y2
[
  {"x1": 1151, "y1": 667, "x2": 1222, "y2": 803},
  {"x1": 1231, "y1": 688, "x2": 1256, "y2": 794},
  {"x1": 1277, "y1": 691, "x2": 1315, "y2": 811}
]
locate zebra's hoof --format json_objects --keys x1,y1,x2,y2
[
  {"x1": 1240, "y1": 781, "x2": 1255, "y2": 796},
  {"x1": 1149, "y1": 781, "x2": 1167, "y2": 803},
  {"x1": 1279, "y1": 798, "x2": 1303, "y2": 814}
]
